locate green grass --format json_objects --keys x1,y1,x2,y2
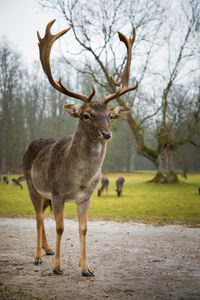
[{"x1": 0, "y1": 172, "x2": 200, "y2": 226}]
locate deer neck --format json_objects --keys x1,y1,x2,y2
[{"x1": 68, "y1": 121, "x2": 107, "y2": 165}]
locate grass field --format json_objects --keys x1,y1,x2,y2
[{"x1": 0, "y1": 172, "x2": 200, "y2": 226}]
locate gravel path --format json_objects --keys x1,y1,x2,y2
[{"x1": 0, "y1": 218, "x2": 200, "y2": 300}]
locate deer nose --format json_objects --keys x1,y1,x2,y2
[{"x1": 101, "y1": 131, "x2": 112, "y2": 140}]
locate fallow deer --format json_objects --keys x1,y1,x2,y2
[
  {"x1": 23, "y1": 19, "x2": 138, "y2": 276},
  {"x1": 116, "y1": 177, "x2": 125, "y2": 197},
  {"x1": 12, "y1": 178, "x2": 23, "y2": 190},
  {"x1": 98, "y1": 177, "x2": 109, "y2": 196},
  {"x1": 3, "y1": 176, "x2": 9, "y2": 184},
  {"x1": 18, "y1": 176, "x2": 25, "y2": 182}
]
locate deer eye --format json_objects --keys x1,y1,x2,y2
[{"x1": 83, "y1": 113, "x2": 90, "y2": 120}]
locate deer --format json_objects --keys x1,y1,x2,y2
[
  {"x1": 3, "y1": 176, "x2": 9, "y2": 184},
  {"x1": 116, "y1": 177, "x2": 125, "y2": 197},
  {"x1": 11, "y1": 178, "x2": 23, "y2": 190},
  {"x1": 98, "y1": 177, "x2": 109, "y2": 196},
  {"x1": 18, "y1": 176, "x2": 25, "y2": 182},
  {"x1": 23, "y1": 19, "x2": 138, "y2": 276}
]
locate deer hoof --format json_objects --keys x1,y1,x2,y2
[
  {"x1": 53, "y1": 268, "x2": 63, "y2": 275},
  {"x1": 46, "y1": 250, "x2": 54, "y2": 255},
  {"x1": 82, "y1": 270, "x2": 95, "y2": 277},
  {"x1": 34, "y1": 258, "x2": 42, "y2": 265}
]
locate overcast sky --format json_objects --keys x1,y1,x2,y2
[{"x1": 0, "y1": 0, "x2": 56, "y2": 66}]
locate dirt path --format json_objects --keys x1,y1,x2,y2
[{"x1": 0, "y1": 218, "x2": 199, "y2": 300}]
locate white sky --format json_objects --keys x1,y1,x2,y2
[
  {"x1": 0, "y1": 0, "x2": 56, "y2": 66},
  {"x1": 0, "y1": 0, "x2": 198, "y2": 89}
]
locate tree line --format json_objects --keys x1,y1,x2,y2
[{"x1": 0, "y1": 0, "x2": 200, "y2": 180}]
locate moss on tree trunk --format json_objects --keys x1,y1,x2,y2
[{"x1": 149, "y1": 171, "x2": 179, "y2": 183}]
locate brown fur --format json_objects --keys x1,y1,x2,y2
[
  {"x1": 23, "y1": 101, "x2": 129, "y2": 275},
  {"x1": 24, "y1": 20, "x2": 136, "y2": 276},
  {"x1": 98, "y1": 177, "x2": 109, "y2": 196},
  {"x1": 116, "y1": 177, "x2": 125, "y2": 197}
]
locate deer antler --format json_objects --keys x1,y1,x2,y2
[
  {"x1": 37, "y1": 19, "x2": 95, "y2": 103},
  {"x1": 103, "y1": 28, "x2": 138, "y2": 103}
]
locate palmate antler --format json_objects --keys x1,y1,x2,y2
[
  {"x1": 103, "y1": 28, "x2": 138, "y2": 103},
  {"x1": 37, "y1": 19, "x2": 95, "y2": 103}
]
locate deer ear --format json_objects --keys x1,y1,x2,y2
[
  {"x1": 110, "y1": 106, "x2": 130, "y2": 119},
  {"x1": 64, "y1": 104, "x2": 82, "y2": 118}
]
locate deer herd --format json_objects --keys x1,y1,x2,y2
[
  {"x1": 98, "y1": 176, "x2": 125, "y2": 197},
  {"x1": 1, "y1": 19, "x2": 138, "y2": 277}
]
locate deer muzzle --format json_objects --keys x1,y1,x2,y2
[{"x1": 101, "y1": 131, "x2": 112, "y2": 140}]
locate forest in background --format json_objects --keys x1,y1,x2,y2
[
  {"x1": 0, "y1": 0, "x2": 199, "y2": 175},
  {"x1": 0, "y1": 43, "x2": 198, "y2": 174}
]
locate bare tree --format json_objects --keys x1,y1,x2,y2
[
  {"x1": 0, "y1": 40, "x2": 25, "y2": 172},
  {"x1": 39, "y1": 0, "x2": 200, "y2": 182}
]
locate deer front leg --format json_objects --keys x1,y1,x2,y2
[
  {"x1": 77, "y1": 199, "x2": 94, "y2": 277},
  {"x1": 52, "y1": 199, "x2": 64, "y2": 275}
]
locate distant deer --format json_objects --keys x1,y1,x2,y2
[
  {"x1": 23, "y1": 20, "x2": 138, "y2": 276},
  {"x1": 3, "y1": 176, "x2": 9, "y2": 184},
  {"x1": 12, "y1": 178, "x2": 23, "y2": 190},
  {"x1": 98, "y1": 177, "x2": 109, "y2": 196},
  {"x1": 18, "y1": 176, "x2": 25, "y2": 182},
  {"x1": 116, "y1": 177, "x2": 125, "y2": 197},
  {"x1": 181, "y1": 169, "x2": 188, "y2": 179}
]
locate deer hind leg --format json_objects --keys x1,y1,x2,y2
[
  {"x1": 26, "y1": 180, "x2": 45, "y2": 265},
  {"x1": 27, "y1": 181, "x2": 53, "y2": 263},
  {"x1": 106, "y1": 186, "x2": 108, "y2": 195},
  {"x1": 42, "y1": 200, "x2": 54, "y2": 256},
  {"x1": 52, "y1": 198, "x2": 64, "y2": 275},
  {"x1": 77, "y1": 199, "x2": 94, "y2": 277}
]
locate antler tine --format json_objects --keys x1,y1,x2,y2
[
  {"x1": 88, "y1": 82, "x2": 96, "y2": 101},
  {"x1": 103, "y1": 27, "x2": 138, "y2": 104},
  {"x1": 58, "y1": 77, "x2": 96, "y2": 102},
  {"x1": 37, "y1": 20, "x2": 95, "y2": 103}
]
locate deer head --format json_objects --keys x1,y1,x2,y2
[{"x1": 37, "y1": 20, "x2": 138, "y2": 142}]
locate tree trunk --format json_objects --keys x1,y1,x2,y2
[{"x1": 150, "y1": 148, "x2": 179, "y2": 183}]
